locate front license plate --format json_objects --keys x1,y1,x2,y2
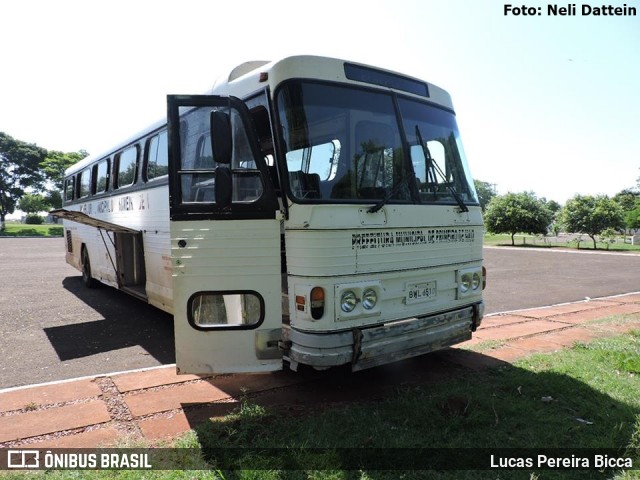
[{"x1": 405, "y1": 281, "x2": 437, "y2": 304}]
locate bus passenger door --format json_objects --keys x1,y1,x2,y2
[{"x1": 167, "y1": 95, "x2": 283, "y2": 373}]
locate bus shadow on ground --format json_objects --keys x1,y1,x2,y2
[
  {"x1": 43, "y1": 276, "x2": 175, "y2": 363},
  {"x1": 179, "y1": 349, "x2": 640, "y2": 476}
]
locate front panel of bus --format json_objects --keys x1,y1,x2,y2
[{"x1": 273, "y1": 73, "x2": 484, "y2": 370}]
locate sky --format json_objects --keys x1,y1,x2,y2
[{"x1": 1, "y1": 0, "x2": 638, "y2": 205}]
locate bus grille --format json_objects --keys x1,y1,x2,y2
[{"x1": 66, "y1": 230, "x2": 73, "y2": 253}]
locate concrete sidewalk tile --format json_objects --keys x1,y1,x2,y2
[
  {"x1": 516, "y1": 301, "x2": 614, "y2": 319},
  {"x1": 0, "y1": 379, "x2": 102, "y2": 413},
  {"x1": 599, "y1": 304, "x2": 640, "y2": 315},
  {"x1": 549, "y1": 304, "x2": 640, "y2": 324},
  {"x1": 473, "y1": 319, "x2": 568, "y2": 341},
  {"x1": 0, "y1": 400, "x2": 111, "y2": 443},
  {"x1": 125, "y1": 381, "x2": 234, "y2": 418},
  {"x1": 139, "y1": 404, "x2": 235, "y2": 442},
  {"x1": 111, "y1": 367, "x2": 206, "y2": 393},
  {"x1": 16, "y1": 426, "x2": 121, "y2": 448},
  {"x1": 202, "y1": 371, "x2": 303, "y2": 397},
  {"x1": 481, "y1": 328, "x2": 596, "y2": 362},
  {"x1": 479, "y1": 315, "x2": 531, "y2": 329},
  {"x1": 483, "y1": 346, "x2": 528, "y2": 362},
  {"x1": 538, "y1": 327, "x2": 598, "y2": 347},
  {"x1": 610, "y1": 293, "x2": 640, "y2": 304},
  {"x1": 138, "y1": 412, "x2": 192, "y2": 442},
  {"x1": 507, "y1": 336, "x2": 563, "y2": 355}
]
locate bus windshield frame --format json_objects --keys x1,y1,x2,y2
[{"x1": 275, "y1": 80, "x2": 479, "y2": 207}]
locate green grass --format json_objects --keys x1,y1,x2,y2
[
  {"x1": 3, "y1": 328, "x2": 640, "y2": 479},
  {"x1": 484, "y1": 233, "x2": 640, "y2": 252},
  {"x1": 0, "y1": 223, "x2": 63, "y2": 237},
  {"x1": 191, "y1": 333, "x2": 640, "y2": 477}
]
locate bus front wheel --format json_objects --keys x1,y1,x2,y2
[{"x1": 81, "y1": 247, "x2": 98, "y2": 289}]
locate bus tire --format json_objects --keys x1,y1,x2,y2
[{"x1": 81, "y1": 247, "x2": 98, "y2": 288}]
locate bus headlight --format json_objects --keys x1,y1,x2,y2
[
  {"x1": 471, "y1": 272, "x2": 481, "y2": 290},
  {"x1": 335, "y1": 282, "x2": 382, "y2": 321},
  {"x1": 362, "y1": 289, "x2": 378, "y2": 310},
  {"x1": 340, "y1": 291, "x2": 358, "y2": 312},
  {"x1": 460, "y1": 273, "x2": 471, "y2": 293},
  {"x1": 457, "y1": 268, "x2": 482, "y2": 298}
]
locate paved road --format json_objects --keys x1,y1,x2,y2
[
  {"x1": 483, "y1": 246, "x2": 640, "y2": 312},
  {"x1": 0, "y1": 238, "x2": 174, "y2": 390},
  {"x1": 2, "y1": 238, "x2": 640, "y2": 389}
]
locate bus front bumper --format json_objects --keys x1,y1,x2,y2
[{"x1": 284, "y1": 302, "x2": 483, "y2": 371}]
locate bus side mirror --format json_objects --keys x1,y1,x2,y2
[
  {"x1": 211, "y1": 110, "x2": 232, "y2": 164},
  {"x1": 215, "y1": 166, "x2": 232, "y2": 208}
]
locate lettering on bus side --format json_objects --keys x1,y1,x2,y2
[
  {"x1": 116, "y1": 194, "x2": 149, "y2": 212},
  {"x1": 96, "y1": 199, "x2": 114, "y2": 214},
  {"x1": 119, "y1": 196, "x2": 135, "y2": 212},
  {"x1": 351, "y1": 228, "x2": 475, "y2": 250},
  {"x1": 79, "y1": 203, "x2": 93, "y2": 214}
]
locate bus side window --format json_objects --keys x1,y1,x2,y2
[
  {"x1": 175, "y1": 105, "x2": 267, "y2": 206},
  {"x1": 93, "y1": 158, "x2": 110, "y2": 194},
  {"x1": 116, "y1": 146, "x2": 139, "y2": 188},
  {"x1": 78, "y1": 169, "x2": 91, "y2": 198},
  {"x1": 190, "y1": 135, "x2": 216, "y2": 202},
  {"x1": 146, "y1": 131, "x2": 168, "y2": 181},
  {"x1": 178, "y1": 108, "x2": 215, "y2": 203},
  {"x1": 64, "y1": 176, "x2": 75, "y2": 203},
  {"x1": 190, "y1": 292, "x2": 262, "y2": 328},
  {"x1": 230, "y1": 111, "x2": 263, "y2": 203}
]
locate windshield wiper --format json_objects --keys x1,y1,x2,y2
[
  {"x1": 415, "y1": 125, "x2": 469, "y2": 213},
  {"x1": 367, "y1": 168, "x2": 415, "y2": 213}
]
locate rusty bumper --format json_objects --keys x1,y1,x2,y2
[{"x1": 286, "y1": 302, "x2": 483, "y2": 371}]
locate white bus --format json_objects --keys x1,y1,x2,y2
[{"x1": 54, "y1": 55, "x2": 485, "y2": 374}]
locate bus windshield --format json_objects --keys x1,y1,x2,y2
[{"x1": 276, "y1": 81, "x2": 478, "y2": 206}]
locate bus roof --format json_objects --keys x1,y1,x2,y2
[
  {"x1": 212, "y1": 55, "x2": 453, "y2": 109},
  {"x1": 66, "y1": 55, "x2": 453, "y2": 176}
]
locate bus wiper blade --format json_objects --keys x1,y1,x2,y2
[
  {"x1": 367, "y1": 169, "x2": 415, "y2": 214},
  {"x1": 415, "y1": 125, "x2": 469, "y2": 213}
]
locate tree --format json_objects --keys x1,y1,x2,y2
[
  {"x1": 539, "y1": 198, "x2": 563, "y2": 236},
  {"x1": 612, "y1": 188, "x2": 640, "y2": 212},
  {"x1": 17, "y1": 193, "x2": 50, "y2": 215},
  {"x1": 560, "y1": 194, "x2": 625, "y2": 249},
  {"x1": 40, "y1": 150, "x2": 88, "y2": 191},
  {"x1": 473, "y1": 180, "x2": 496, "y2": 212},
  {"x1": 0, "y1": 132, "x2": 47, "y2": 230},
  {"x1": 40, "y1": 149, "x2": 88, "y2": 208},
  {"x1": 484, "y1": 191, "x2": 553, "y2": 246},
  {"x1": 543, "y1": 199, "x2": 562, "y2": 216},
  {"x1": 624, "y1": 203, "x2": 640, "y2": 232}
]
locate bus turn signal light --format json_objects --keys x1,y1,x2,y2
[
  {"x1": 310, "y1": 287, "x2": 325, "y2": 320},
  {"x1": 482, "y1": 266, "x2": 487, "y2": 290},
  {"x1": 295, "y1": 295, "x2": 306, "y2": 312}
]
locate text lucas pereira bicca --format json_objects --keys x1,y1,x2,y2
[{"x1": 490, "y1": 454, "x2": 633, "y2": 469}]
